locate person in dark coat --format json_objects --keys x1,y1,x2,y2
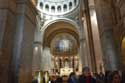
[
  {"x1": 78, "y1": 66, "x2": 96, "y2": 83},
  {"x1": 68, "y1": 72, "x2": 78, "y2": 83},
  {"x1": 31, "y1": 79, "x2": 38, "y2": 83},
  {"x1": 56, "y1": 76, "x2": 63, "y2": 83},
  {"x1": 108, "y1": 71, "x2": 122, "y2": 83}
]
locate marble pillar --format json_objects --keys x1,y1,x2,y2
[{"x1": 94, "y1": 0, "x2": 120, "y2": 71}]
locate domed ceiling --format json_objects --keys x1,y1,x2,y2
[{"x1": 38, "y1": 0, "x2": 79, "y2": 15}]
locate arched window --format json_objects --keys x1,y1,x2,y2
[
  {"x1": 63, "y1": 4, "x2": 67, "y2": 12},
  {"x1": 40, "y1": 2, "x2": 43, "y2": 9},
  {"x1": 69, "y1": 2, "x2": 72, "y2": 9},
  {"x1": 45, "y1": 4, "x2": 49, "y2": 11},
  {"x1": 74, "y1": 0, "x2": 77, "y2": 6},
  {"x1": 51, "y1": 6, "x2": 55, "y2": 12},
  {"x1": 57, "y1": 6, "x2": 61, "y2": 12}
]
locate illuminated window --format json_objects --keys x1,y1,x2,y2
[
  {"x1": 40, "y1": 2, "x2": 43, "y2": 9},
  {"x1": 57, "y1": 6, "x2": 61, "y2": 12},
  {"x1": 45, "y1": 4, "x2": 49, "y2": 11},
  {"x1": 69, "y1": 2, "x2": 72, "y2": 9},
  {"x1": 51, "y1": 6, "x2": 55, "y2": 12},
  {"x1": 74, "y1": 0, "x2": 77, "y2": 6},
  {"x1": 63, "y1": 4, "x2": 67, "y2": 12}
]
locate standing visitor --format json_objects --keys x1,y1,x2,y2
[
  {"x1": 78, "y1": 66, "x2": 96, "y2": 83},
  {"x1": 68, "y1": 72, "x2": 78, "y2": 83},
  {"x1": 109, "y1": 71, "x2": 121, "y2": 83}
]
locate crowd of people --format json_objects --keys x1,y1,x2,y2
[
  {"x1": 68, "y1": 67, "x2": 124, "y2": 83},
  {"x1": 32, "y1": 67, "x2": 124, "y2": 83}
]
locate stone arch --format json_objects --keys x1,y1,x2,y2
[
  {"x1": 41, "y1": 19, "x2": 81, "y2": 73},
  {"x1": 42, "y1": 19, "x2": 80, "y2": 48},
  {"x1": 42, "y1": 18, "x2": 80, "y2": 32}
]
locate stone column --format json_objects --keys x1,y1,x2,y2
[
  {"x1": 79, "y1": 39, "x2": 90, "y2": 67},
  {"x1": 79, "y1": 0, "x2": 93, "y2": 71},
  {"x1": 11, "y1": 0, "x2": 37, "y2": 83},
  {"x1": 82, "y1": 0, "x2": 97, "y2": 72},
  {"x1": 81, "y1": 19, "x2": 93, "y2": 71},
  {"x1": 41, "y1": 47, "x2": 52, "y2": 72},
  {"x1": 32, "y1": 42, "x2": 42, "y2": 74},
  {"x1": 94, "y1": 0, "x2": 120, "y2": 71},
  {"x1": 0, "y1": 0, "x2": 16, "y2": 83}
]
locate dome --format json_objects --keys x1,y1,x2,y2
[{"x1": 37, "y1": 0, "x2": 79, "y2": 15}]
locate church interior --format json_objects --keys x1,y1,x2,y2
[{"x1": 0, "y1": 0, "x2": 125, "y2": 83}]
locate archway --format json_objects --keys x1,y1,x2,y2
[{"x1": 41, "y1": 20, "x2": 81, "y2": 76}]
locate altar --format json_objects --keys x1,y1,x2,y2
[{"x1": 60, "y1": 67, "x2": 73, "y2": 76}]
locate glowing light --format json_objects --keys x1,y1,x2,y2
[
  {"x1": 34, "y1": 46, "x2": 38, "y2": 51},
  {"x1": 91, "y1": 11, "x2": 97, "y2": 25}
]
